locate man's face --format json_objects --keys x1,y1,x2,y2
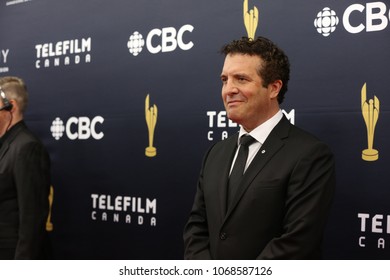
[{"x1": 221, "y1": 53, "x2": 279, "y2": 132}]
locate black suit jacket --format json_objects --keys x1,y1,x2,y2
[
  {"x1": 183, "y1": 116, "x2": 335, "y2": 259},
  {"x1": 0, "y1": 121, "x2": 51, "y2": 259}
]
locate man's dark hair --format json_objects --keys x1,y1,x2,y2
[{"x1": 221, "y1": 36, "x2": 290, "y2": 104}]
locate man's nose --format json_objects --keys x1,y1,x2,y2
[{"x1": 224, "y1": 80, "x2": 239, "y2": 95}]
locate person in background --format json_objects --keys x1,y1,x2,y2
[
  {"x1": 0, "y1": 76, "x2": 51, "y2": 259},
  {"x1": 184, "y1": 37, "x2": 335, "y2": 259}
]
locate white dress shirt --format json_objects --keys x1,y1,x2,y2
[{"x1": 230, "y1": 110, "x2": 284, "y2": 175}]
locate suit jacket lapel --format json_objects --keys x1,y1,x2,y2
[
  {"x1": 0, "y1": 141, "x2": 9, "y2": 161},
  {"x1": 218, "y1": 134, "x2": 239, "y2": 217},
  {"x1": 224, "y1": 116, "x2": 291, "y2": 219}
]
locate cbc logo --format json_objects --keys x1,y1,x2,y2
[
  {"x1": 315, "y1": 2, "x2": 390, "y2": 37},
  {"x1": 314, "y1": 7, "x2": 339, "y2": 37},
  {"x1": 127, "y1": 24, "x2": 194, "y2": 56},
  {"x1": 51, "y1": 116, "x2": 104, "y2": 140}
]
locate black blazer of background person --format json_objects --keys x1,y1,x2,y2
[
  {"x1": 183, "y1": 37, "x2": 335, "y2": 259},
  {"x1": 0, "y1": 76, "x2": 51, "y2": 259}
]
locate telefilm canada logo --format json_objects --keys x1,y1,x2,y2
[
  {"x1": 206, "y1": 110, "x2": 295, "y2": 141},
  {"x1": 358, "y1": 212, "x2": 389, "y2": 249},
  {"x1": 91, "y1": 193, "x2": 157, "y2": 226},
  {"x1": 35, "y1": 37, "x2": 92, "y2": 68},
  {"x1": 127, "y1": 24, "x2": 194, "y2": 56},
  {"x1": 314, "y1": 2, "x2": 390, "y2": 37}
]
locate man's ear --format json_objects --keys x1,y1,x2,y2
[
  {"x1": 9, "y1": 99, "x2": 16, "y2": 112},
  {"x1": 268, "y1": 80, "x2": 283, "y2": 99}
]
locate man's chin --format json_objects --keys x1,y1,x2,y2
[{"x1": 226, "y1": 113, "x2": 241, "y2": 126}]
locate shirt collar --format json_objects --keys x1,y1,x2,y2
[{"x1": 238, "y1": 110, "x2": 283, "y2": 145}]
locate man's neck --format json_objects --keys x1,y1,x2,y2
[{"x1": 0, "y1": 115, "x2": 23, "y2": 138}]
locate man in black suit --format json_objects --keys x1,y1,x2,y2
[
  {"x1": 0, "y1": 76, "x2": 51, "y2": 259},
  {"x1": 183, "y1": 37, "x2": 335, "y2": 259}
]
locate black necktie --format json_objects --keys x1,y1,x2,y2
[{"x1": 228, "y1": 134, "x2": 256, "y2": 206}]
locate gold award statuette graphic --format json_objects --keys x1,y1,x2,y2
[
  {"x1": 361, "y1": 83, "x2": 380, "y2": 161},
  {"x1": 243, "y1": 0, "x2": 259, "y2": 40},
  {"x1": 46, "y1": 185, "x2": 54, "y2": 231},
  {"x1": 145, "y1": 94, "x2": 157, "y2": 157}
]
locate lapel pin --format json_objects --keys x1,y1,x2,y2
[{"x1": 261, "y1": 150, "x2": 266, "y2": 154}]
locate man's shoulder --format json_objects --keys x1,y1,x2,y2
[
  {"x1": 211, "y1": 132, "x2": 238, "y2": 149},
  {"x1": 202, "y1": 133, "x2": 238, "y2": 160},
  {"x1": 271, "y1": 117, "x2": 332, "y2": 154},
  {"x1": 289, "y1": 124, "x2": 328, "y2": 145},
  {"x1": 13, "y1": 125, "x2": 40, "y2": 142},
  {"x1": 289, "y1": 124, "x2": 320, "y2": 140},
  {"x1": 285, "y1": 124, "x2": 334, "y2": 159},
  {"x1": 7, "y1": 123, "x2": 45, "y2": 152}
]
